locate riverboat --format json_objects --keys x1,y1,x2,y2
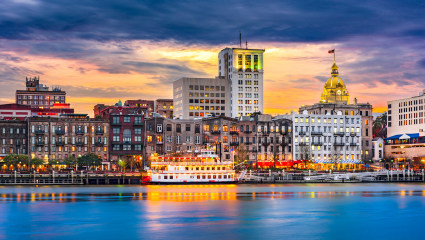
[{"x1": 142, "y1": 151, "x2": 239, "y2": 184}]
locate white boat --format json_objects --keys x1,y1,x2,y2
[{"x1": 143, "y1": 153, "x2": 237, "y2": 184}]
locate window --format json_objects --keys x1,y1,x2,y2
[
  {"x1": 113, "y1": 128, "x2": 120, "y2": 134},
  {"x1": 157, "y1": 124, "x2": 162, "y2": 133},
  {"x1": 134, "y1": 128, "x2": 142, "y2": 134},
  {"x1": 112, "y1": 116, "x2": 120, "y2": 124},
  {"x1": 124, "y1": 117, "x2": 131, "y2": 123}
]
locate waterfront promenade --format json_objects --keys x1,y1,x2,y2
[{"x1": 1, "y1": 169, "x2": 425, "y2": 185}]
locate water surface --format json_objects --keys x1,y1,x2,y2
[{"x1": 0, "y1": 183, "x2": 424, "y2": 240}]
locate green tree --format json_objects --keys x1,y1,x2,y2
[
  {"x1": 30, "y1": 158, "x2": 44, "y2": 169},
  {"x1": 3, "y1": 154, "x2": 29, "y2": 170},
  {"x1": 118, "y1": 159, "x2": 127, "y2": 173},
  {"x1": 78, "y1": 153, "x2": 102, "y2": 170},
  {"x1": 64, "y1": 156, "x2": 77, "y2": 168}
]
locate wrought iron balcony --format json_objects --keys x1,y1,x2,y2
[
  {"x1": 350, "y1": 142, "x2": 358, "y2": 146},
  {"x1": 95, "y1": 130, "x2": 104, "y2": 135},
  {"x1": 56, "y1": 142, "x2": 64, "y2": 146},
  {"x1": 76, "y1": 130, "x2": 85, "y2": 135},
  {"x1": 230, "y1": 142, "x2": 239, "y2": 146},
  {"x1": 230, "y1": 130, "x2": 239, "y2": 135},
  {"x1": 55, "y1": 130, "x2": 65, "y2": 135},
  {"x1": 334, "y1": 132, "x2": 345, "y2": 136},
  {"x1": 76, "y1": 141, "x2": 84, "y2": 146},
  {"x1": 36, "y1": 141, "x2": 44, "y2": 146},
  {"x1": 35, "y1": 130, "x2": 45, "y2": 135},
  {"x1": 311, "y1": 131, "x2": 323, "y2": 135},
  {"x1": 311, "y1": 141, "x2": 323, "y2": 146},
  {"x1": 298, "y1": 131, "x2": 306, "y2": 136},
  {"x1": 211, "y1": 130, "x2": 221, "y2": 135},
  {"x1": 334, "y1": 142, "x2": 345, "y2": 146}
]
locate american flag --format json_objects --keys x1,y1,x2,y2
[{"x1": 328, "y1": 49, "x2": 335, "y2": 54}]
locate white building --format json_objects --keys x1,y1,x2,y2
[
  {"x1": 372, "y1": 137, "x2": 384, "y2": 161},
  {"x1": 218, "y1": 48, "x2": 265, "y2": 118},
  {"x1": 387, "y1": 89, "x2": 425, "y2": 137},
  {"x1": 173, "y1": 77, "x2": 230, "y2": 119},
  {"x1": 292, "y1": 111, "x2": 362, "y2": 164}
]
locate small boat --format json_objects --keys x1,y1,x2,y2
[{"x1": 142, "y1": 151, "x2": 238, "y2": 184}]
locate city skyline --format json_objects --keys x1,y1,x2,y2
[{"x1": 1, "y1": 0, "x2": 424, "y2": 116}]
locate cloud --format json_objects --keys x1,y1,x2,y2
[{"x1": 0, "y1": 0, "x2": 424, "y2": 44}]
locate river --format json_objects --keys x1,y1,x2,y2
[{"x1": 0, "y1": 183, "x2": 424, "y2": 239}]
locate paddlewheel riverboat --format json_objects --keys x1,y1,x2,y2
[{"x1": 142, "y1": 152, "x2": 238, "y2": 184}]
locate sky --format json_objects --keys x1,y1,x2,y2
[{"x1": 0, "y1": 0, "x2": 424, "y2": 116}]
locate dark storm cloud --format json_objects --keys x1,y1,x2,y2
[{"x1": 0, "y1": 0, "x2": 424, "y2": 44}]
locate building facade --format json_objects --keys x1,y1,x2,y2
[
  {"x1": 0, "y1": 120, "x2": 28, "y2": 159},
  {"x1": 384, "y1": 90, "x2": 425, "y2": 167},
  {"x1": 173, "y1": 77, "x2": 230, "y2": 119},
  {"x1": 218, "y1": 48, "x2": 265, "y2": 117},
  {"x1": 299, "y1": 62, "x2": 373, "y2": 161},
  {"x1": 372, "y1": 137, "x2": 384, "y2": 161},
  {"x1": 28, "y1": 116, "x2": 109, "y2": 163},
  {"x1": 16, "y1": 77, "x2": 67, "y2": 109},
  {"x1": 155, "y1": 99, "x2": 173, "y2": 118},
  {"x1": 292, "y1": 111, "x2": 362, "y2": 167}
]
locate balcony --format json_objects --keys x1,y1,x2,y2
[
  {"x1": 76, "y1": 130, "x2": 85, "y2": 135},
  {"x1": 334, "y1": 132, "x2": 345, "y2": 136},
  {"x1": 76, "y1": 141, "x2": 84, "y2": 146},
  {"x1": 211, "y1": 130, "x2": 221, "y2": 135},
  {"x1": 245, "y1": 142, "x2": 251, "y2": 145},
  {"x1": 311, "y1": 141, "x2": 323, "y2": 146},
  {"x1": 244, "y1": 130, "x2": 252, "y2": 134},
  {"x1": 311, "y1": 131, "x2": 323, "y2": 135},
  {"x1": 350, "y1": 132, "x2": 358, "y2": 136},
  {"x1": 95, "y1": 130, "x2": 104, "y2": 135},
  {"x1": 298, "y1": 131, "x2": 306, "y2": 136},
  {"x1": 262, "y1": 131, "x2": 270, "y2": 136},
  {"x1": 56, "y1": 142, "x2": 64, "y2": 146},
  {"x1": 55, "y1": 130, "x2": 65, "y2": 135},
  {"x1": 334, "y1": 142, "x2": 345, "y2": 146},
  {"x1": 95, "y1": 142, "x2": 104, "y2": 147},
  {"x1": 230, "y1": 142, "x2": 239, "y2": 146},
  {"x1": 36, "y1": 141, "x2": 44, "y2": 146},
  {"x1": 156, "y1": 141, "x2": 163, "y2": 145},
  {"x1": 350, "y1": 142, "x2": 358, "y2": 146},
  {"x1": 123, "y1": 141, "x2": 132, "y2": 145},
  {"x1": 261, "y1": 141, "x2": 270, "y2": 146},
  {"x1": 299, "y1": 142, "x2": 308, "y2": 146},
  {"x1": 230, "y1": 130, "x2": 239, "y2": 135},
  {"x1": 35, "y1": 130, "x2": 45, "y2": 135}
]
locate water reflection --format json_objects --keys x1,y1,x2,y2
[{"x1": 1, "y1": 185, "x2": 425, "y2": 202}]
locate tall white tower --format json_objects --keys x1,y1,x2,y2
[{"x1": 218, "y1": 48, "x2": 265, "y2": 118}]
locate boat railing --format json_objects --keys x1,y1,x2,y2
[{"x1": 150, "y1": 161, "x2": 232, "y2": 166}]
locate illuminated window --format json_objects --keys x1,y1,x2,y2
[{"x1": 147, "y1": 136, "x2": 152, "y2": 142}]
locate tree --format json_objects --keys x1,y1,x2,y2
[
  {"x1": 235, "y1": 144, "x2": 249, "y2": 169},
  {"x1": 30, "y1": 158, "x2": 44, "y2": 169},
  {"x1": 3, "y1": 154, "x2": 29, "y2": 170},
  {"x1": 118, "y1": 159, "x2": 127, "y2": 173},
  {"x1": 64, "y1": 156, "x2": 77, "y2": 168},
  {"x1": 125, "y1": 157, "x2": 135, "y2": 172},
  {"x1": 78, "y1": 153, "x2": 102, "y2": 170}
]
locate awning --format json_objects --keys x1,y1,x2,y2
[{"x1": 385, "y1": 133, "x2": 420, "y2": 140}]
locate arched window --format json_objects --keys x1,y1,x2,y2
[{"x1": 123, "y1": 129, "x2": 131, "y2": 143}]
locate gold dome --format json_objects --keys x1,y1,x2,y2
[{"x1": 320, "y1": 63, "x2": 349, "y2": 104}]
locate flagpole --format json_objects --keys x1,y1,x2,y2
[{"x1": 334, "y1": 49, "x2": 335, "y2": 63}]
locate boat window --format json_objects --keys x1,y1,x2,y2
[
  {"x1": 201, "y1": 167, "x2": 204, "y2": 170},
  {"x1": 164, "y1": 176, "x2": 168, "y2": 179},
  {"x1": 197, "y1": 175, "x2": 200, "y2": 179},
  {"x1": 196, "y1": 167, "x2": 199, "y2": 170},
  {"x1": 170, "y1": 176, "x2": 174, "y2": 179},
  {"x1": 185, "y1": 167, "x2": 189, "y2": 170},
  {"x1": 208, "y1": 175, "x2": 211, "y2": 179},
  {"x1": 213, "y1": 175, "x2": 216, "y2": 179},
  {"x1": 206, "y1": 167, "x2": 210, "y2": 170},
  {"x1": 218, "y1": 175, "x2": 222, "y2": 179},
  {"x1": 202, "y1": 175, "x2": 206, "y2": 179},
  {"x1": 212, "y1": 167, "x2": 215, "y2": 170},
  {"x1": 158, "y1": 176, "x2": 161, "y2": 179},
  {"x1": 224, "y1": 175, "x2": 227, "y2": 179}
]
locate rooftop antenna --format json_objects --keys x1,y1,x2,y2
[
  {"x1": 239, "y1": 32, "x2": 242, "y2": 48},
  {"x1": 246, "y1": 39, "x2": 248, "y2": 49}
]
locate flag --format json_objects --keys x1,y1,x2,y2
[{"x1": 328, "y1": 49, "x2": 335, "y2": 54}]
